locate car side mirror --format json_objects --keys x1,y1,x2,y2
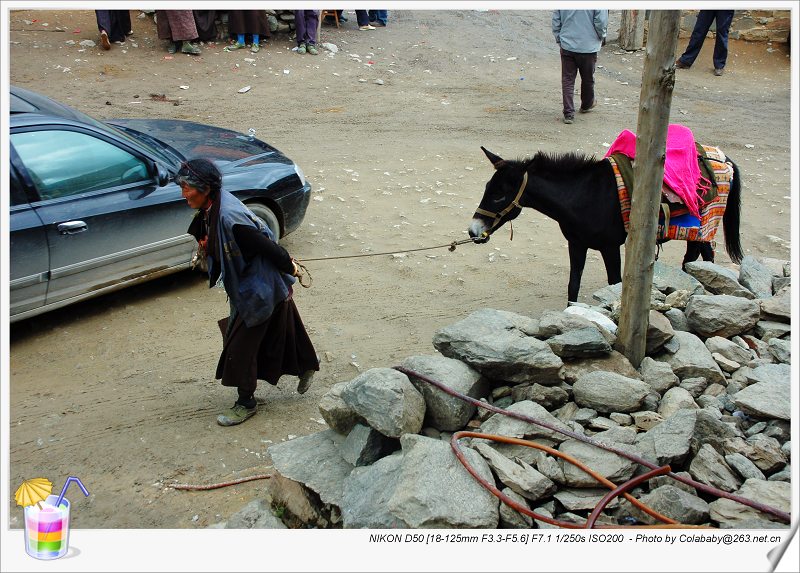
[{"x1": 155, "y1": 164, "x2": 170, "y2": 187}]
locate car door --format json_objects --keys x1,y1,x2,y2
[
  {"x1": 9, "y1": 158, "x2": 49, "y2": 318},
  {"x1": 10, "y1": 126, "x2": 196, "y2": 309}
]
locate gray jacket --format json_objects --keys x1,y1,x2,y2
[{"x1": 552, "y1": 10, "x2": 608, "y2": 54}]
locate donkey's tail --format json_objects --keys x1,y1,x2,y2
[{"x1": 723, "y1": 158, "x2": 743, "y2": 264}]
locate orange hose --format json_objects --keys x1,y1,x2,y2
[
  {"x1": 452, "y1": 431, "x2": 704, "y2": 529},
  {"x1": 396, "y1": 365, "x2": 790, "y2": 525}
]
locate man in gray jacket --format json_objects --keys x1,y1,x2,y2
[{"x1": 552, "y1": 10, "x2": 608, "y2": 124}]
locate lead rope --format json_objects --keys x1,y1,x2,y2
[
  {"x1": 292, "y1": 259, "x2": 313, "y2": 288},
  {"x1": 288, "y1": 237, "x2": 477, "y2": 289}
]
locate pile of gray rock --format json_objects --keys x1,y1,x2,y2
[{"x1": 236, "y1": 256, "x2": 791, "y2": 530}]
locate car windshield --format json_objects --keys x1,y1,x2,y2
[{"x1": 110, "y1": 124, "x2": 184, "y2": 166}]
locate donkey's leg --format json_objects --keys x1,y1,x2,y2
[
  {"x1": 682, "y1": 241, "x2": 703, "y2": 269},
  {"x1": 600, "y1": 246, "x2": 622, "y2": 286},
  {"x1": 699, "y1": 241, "x2": 715, "y2": 262},
  {"x1": 567, "y1": 242, "x2": 588, "y2": 302}
]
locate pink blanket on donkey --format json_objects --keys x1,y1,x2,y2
[{"x1": 604, "y1": 124, "x2": 710, "y2": 218}]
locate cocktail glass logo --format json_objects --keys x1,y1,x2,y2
[{"x1": 15, "y1": 476, "x2": 90, "y2": 560}]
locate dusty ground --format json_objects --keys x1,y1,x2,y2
[{"x1": 7, "y1": 10, "x2": 793, "y2": 529}]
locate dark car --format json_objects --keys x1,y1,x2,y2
[{"x1": 9, "y1": 85, "x2": 312, "y2": 323}]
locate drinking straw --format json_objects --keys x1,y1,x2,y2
[
  {"x1": 54, "y1": 476, "x2": 90, "y2": 509},
  {"x1": 42, "y1": 477, "x2": 90, "y2": 543}
]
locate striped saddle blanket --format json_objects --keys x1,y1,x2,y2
[{"x1": 608, "y1": 145, "x2": 733, "y2": 243}]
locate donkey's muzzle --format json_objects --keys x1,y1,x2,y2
[{"x1": 469, "y1": 218, "x2": 491, "y2": 243}]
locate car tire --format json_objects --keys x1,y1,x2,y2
[{"x1": 247, "y1": 202, "x2": 281, "y2": 241}]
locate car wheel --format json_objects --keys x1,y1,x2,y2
[{"x1": 247, "y1": 202, "x2": 281, "y2": 241}]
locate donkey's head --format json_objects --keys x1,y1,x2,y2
[{"x1": 468, "y1": 146, "x2": 528, "y2": 243}]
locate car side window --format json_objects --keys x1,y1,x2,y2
[
  {"x1": 9, "y1": 166, "x2": 31, "y2": 207},
  {"x1": 10, "y1": 129, "x2": 150, "y2": 201}
]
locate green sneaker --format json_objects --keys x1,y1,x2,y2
[
  {"x1": 167, "y1": 42, "x2": 178, "y2": 54},
  {"x1": 296, "y1": 43, "x2": 306, "y2": 54},
  {"x1": 250, "y1": 43, "x2": 260, "y2": 53},
  {"x1": 217, "y1": 403, "x2": 257, "y2": 426},
  {"x1": 306, "y1": 43, "x2": 318, "y2": 55},
  {"x1": 181, "y1": 42, "x2": 201, "y2": 55},
  {"x1": 224, "y1": 42, "x2": 245, "y2": 52}
]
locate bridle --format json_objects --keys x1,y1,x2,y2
[{"x1": 473, "y1": 171, "x2": 528, "y2": 236}]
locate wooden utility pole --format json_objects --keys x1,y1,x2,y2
[
  {"x1": 615, "y1": 11, "x2": 681, "y2": 368},
  {"x1": 619, "y1": 10, "x2": 646, "y2": 50}
]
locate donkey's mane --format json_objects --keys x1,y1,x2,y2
[{"x1": 514, "y1": 151, "x2": 603, "y2": 174}]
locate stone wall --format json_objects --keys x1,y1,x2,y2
[{"x1": 679, "y1": 10, "x2": 790, "y2": 43}]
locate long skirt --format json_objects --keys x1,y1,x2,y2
[
  {"x1": 193, "y1": 10, "x2": 217, "y2": 42},
  {"x1": 227, "y1": 10, "x2": 270, "y2": 38},
  {"x1": 216, "y1": 298, "x2": 319, "y2": 396},
  {"x1": 95, "y1": 10, "x2": 131, "y2": 42},
  {"x1": 156, "y1": 10, "x2": 198, "y2": 41}
]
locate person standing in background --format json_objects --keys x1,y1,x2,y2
[
  {"x1": 675, "y1": 10, "x2": 735, "y2": 76},
  {"x1": 192, "y1": 10, "x2": 218, "y2": 43},
  {"x1": 95, "y1": 10, "x2": 131, "y2": 50},
  {"x1": 294, "y1": 10, "x2": 320, "y2": 55},
  {"x1": 552, "y1": 9, "x2": 608, "y2": 125},
  {"x1": 156, "y1": 9, "x2": 201, "y2": 55},
  {"x1": 369, "y1": 10, "x2": 389, "y2": 27},
  {"x1": 225, "y1": 10, "x2": 270, "y2": 53},
  {"x1": 356, "y1": 10, "x2": 375, "y2": 31}
]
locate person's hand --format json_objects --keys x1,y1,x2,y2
[{"x1": 291, "y1": 259, "x2": 301, "y2": 277}]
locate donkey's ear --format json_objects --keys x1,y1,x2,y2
[{"x1": 481, "y1": 146, "x2": 504, "y2": 169}]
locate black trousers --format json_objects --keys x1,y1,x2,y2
[{"x1": 560, "y1": 48, "x2": 597, "y2": 117}]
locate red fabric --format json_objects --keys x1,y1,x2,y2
[{"x1": 604, "y1": 124, "x2": 707, "y2": 218}]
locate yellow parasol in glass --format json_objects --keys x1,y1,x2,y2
[{"x1": 15, "y1": 477, "x2": 53, "y2": 510}]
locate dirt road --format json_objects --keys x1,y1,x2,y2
[{"x1": 7, "y1": 10, "x2": 792, "y2": 528}]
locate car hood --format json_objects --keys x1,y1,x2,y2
[{"x1": 106, "y1": 119, "x2": 291, "y2": 171}]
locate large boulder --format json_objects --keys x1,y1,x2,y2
[
  {"x1": 738, "y1": 256, "x2": 776, "y2": 298},
  {"x1": 546, "y1": 327, "x2": 612, "y2": 358},
  {"x1": 639, "y1": 357, "x2": 679, "y2": 394},
  {"x1": 759, "y1": 285, "x2": 791, "y2": 323},
  {"x1": 572, "y1": 371, "x2": 650, "y2": 414},
  {"x1": 733, "y1": 379, "x2": 790, "y2": 421},
  {"x1": 653, "y1": 261, "x2": 706, "y2": 295},
  {"x1": 478, "y1": 400, "x2": 572, "y2": 444},
  {"x1": 654, "y1": 331, "x2": 725, "y2": 384},
  {"x1": 339, "y1": 424, "x2": 396, "y2": 467},
  {"x1": 318, "y1": 381, "x2": 364, "y2": 435},
  {"x1": 341, "y1": 368, "x2": 425, "y2": 438},
  {"x1": 561, "y1": 350, "x2": 641, "y2": 384},
  {"x1": 646, "y1": 310, "x2": 675, "y2": 355},
  {"x1": 563, "y1": 305, "x2": 618, "y2": 335},
  {"x1": 401, "y1": 355, "x2": 489, "y2": 431},
  {"x1": 341, "y1": 452, "x2": 410, "y2": 528},
  {"x1": 704, "y1": 336, "x2": 752, "y2": 365},
  {"x1": 683, "y1": 261, "x2": 754, "y2": 298},
  {"x1": 617, "y1": 485, "x2": 710, "y2": 525},
  {"x1": 689, "y1": 444, "x2": 742, "y2": 492},
  {"x1": 635, "y1": 409, "x2": 697, "y2": 466},
  {"x1": 268, "y1": 430, "x2": 354, "y2": 516},
  {"x1": 473, "y1": 442, "x2": 556, "y2": 501},
  {"x1": 387, "y1": 434, "x2": 499, "y2": 528},
  {"x1": 657, "y1": 386, "x2": 699, "y2": 419},
  {"x1": 557, "y1": 438, "x2": 638, "y2": 487},
  {"x1": 684, "y1": 295, "x2": 761, "y2": 338},
  {"x1": 433, "y1": 309, "x2": 564, "y2": 384},
  {"x1": 709, "y1": 479, "x2": 791, "y2": 526}
]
